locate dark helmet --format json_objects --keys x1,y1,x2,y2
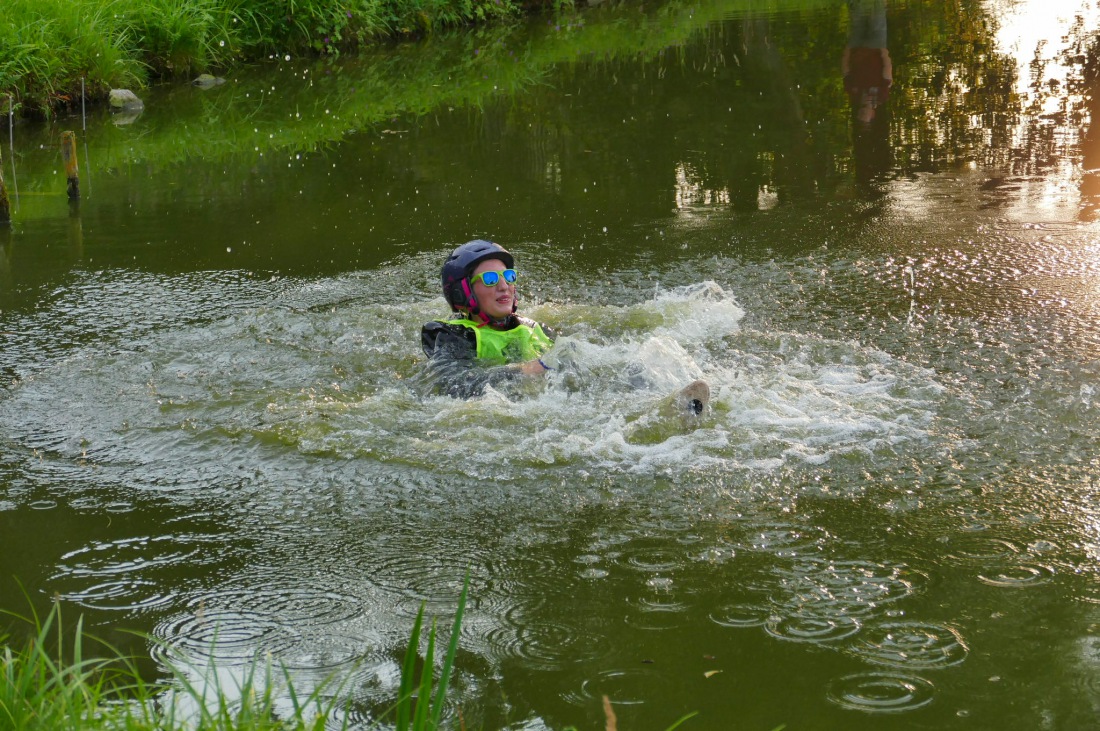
[{"x1": 441, "y1": 239, "x2": 515, "y2": 317}]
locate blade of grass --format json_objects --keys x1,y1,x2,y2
[
  {"x1": 431, "y1": 570, "x2": 470, "y2": 729},
  {"x1": 397, "y1": 602, "x2": 426, "y2": 731},
  {"x1": 665, "y1": 710, "x2": 700, "y2": 730},
  {"x1": 413, "y1": 619, "x2": 436, "y2": 730}
]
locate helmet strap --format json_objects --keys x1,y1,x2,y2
[{"x1": 460, "y1": 278, "x2": 491, "y2": 327}]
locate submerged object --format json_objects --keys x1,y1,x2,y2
[
  {"x1": 624, "y1": 379, "x2": 712, "y2": 444},
  {"x1": 193, "y1": 74, "x2": 226, "y2": 88},
  {"x1": 676, "y1": 379, "x2": 710, "y2": 417}
]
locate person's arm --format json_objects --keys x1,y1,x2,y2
[
  {"x1": 517, "y1": 359, "x2": 550, "y2": 375},
  {"x1": 420, "y1": 322, "x2": 543, "y2": 398},
  {"x1": 515, "y1": 320, "x2": 557, "y2": 375},
  {"x1": 421, "y1": 322, "x2": 490, "y2": 398}
]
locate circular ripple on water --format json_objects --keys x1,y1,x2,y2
[
  {"x1": 154, "y1": 607, "x2": 302, "y2": 666},
  {"x1": 202, "y1": 581, "x2": 367, "y2": 627},
  {"x1": 775, "y1": 560, "x2": 925, "y2": 619},
  {"x1": 624, "y1": 596, "x2": 691, "y2": 631},
  {"x1": 826, "y1": 671, "x2": 936, "y2": 714},
  {"x1": 485, "y1": 620, "x2": 616, "y2": 671},
  {"x1": 276, "y1": 633, "x2": 381, "y2": 673},
  {"x1": 610, "y1": 539, "x2": 690, "y2": 574},
  {"x1": 819, "y1": 561, "x2": 924, "y2": 605},
  {"x1": 734, "y1": 523, "x2": 828, "y2": 557},
  {"x1": 977, "y1": 563, "x2": 1056, "y2": 588},
  {"x1": 946, "y1": 537, "x2": 1021, "y2": 562},
  {"x1": 708, "y1": 602, "x2": 772, "y2": 629},
  {"x1": 56, "y1": 534, "x2": 220, "y2": 577},
  {"x1": 565, "y1": 667, "x2": 663, "y2": 707},
  {"x1": 59, "y1": 579, "x2": 176, "y2": 612},
  {"x1": 765, "y1": 613, "x2": 862, "y2": 644},
  {"x1": 848, "y1": 621, "x2": 969, "y2": 669},
  {"x1": 574, "y1": 554, "x2": 610, "y2": 580},
  {"x1": 369, "y1": 550, "x2": 488, "y2": 618}
]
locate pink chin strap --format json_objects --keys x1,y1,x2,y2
[
  {"x1": 459, "y1": 276, "x2": 518, "y2": 327},
  {"x1": 460, "y1": 278, "x2": 490, "y2": 326}
]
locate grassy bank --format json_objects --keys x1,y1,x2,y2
[
  {"x1": 0, "y1": 580, "x2": 470, "y2": 730},
  {"x1": 0, "y1": 0, "x2": 543, "y2": 118}
]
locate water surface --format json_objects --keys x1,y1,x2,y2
[{"x1": 3, "y1": 0, "x2": 1100, "y2": 729}]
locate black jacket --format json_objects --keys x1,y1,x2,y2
[{"x1": 419, "y1": 316, "x2": 555, "y2": 398}]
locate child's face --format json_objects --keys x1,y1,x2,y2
[{"x1": 471, "y1": 258, "x2": 516, "y2": 322}]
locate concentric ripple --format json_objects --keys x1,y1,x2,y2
[
  {"x1": 154, "y1": 607, "x2": 302, "y2": 665},
  {"x1": 848, "y1": 621, "x2": 969, "y2": 669},
  {"x1": 485, "y1": 621, "x2": 616, "y2": 671},
  {"x1": 764, "y1": 613, "x2": 862, "y2": 643},
  {"x1": 977, "y1": 563, "x2": 1056, "y2": 588},
  {"x1": 51, "y1": 534, "x2": 224, "y2": 612},
  {"x1": 946, "y1": 537, "x2": 1021, "y2": 562},
  {"x1": 606, "y1": 534, "x2": 691, "y2": 574},
  {"x1": 566, "y1": 667, "x2": 663, "y2": 707},
  {"x1": 58, "y1": 579, "x2": 176, "y2": 612},
  {"x1": 826, "y1": 671, "x2": 936, "y2": 714},
  {"x1": 773, "y1": 560, "x2": 924, "y2": 619},
  {"x1": 202, "y1": 583, "x2": 367, "y2": 626},
  {"x1": 624, "y1": 596, "x2": 690, "y2": 631},
  {"x1": 56, "y1": 536, "x2": 209, "y2": 577},
  {"x1": 735, "y1": 523, "x2": 828, "y2": 557},
  {"x1": 708, "y1": 602, "x2": 772, "y2": 629}
]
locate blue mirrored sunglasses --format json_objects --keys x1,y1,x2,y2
[{"x1": 471, "y1": 269, "x2": 518, "y2": 287}]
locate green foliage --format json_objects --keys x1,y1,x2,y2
[
  {"x1": 0, "y1": 0, "x2": 526, "y2": 116},
  {"x1": 0, "y1": 599, "x2": 150, "y2": 730},
  {"x1": 392, "y1": 571, "x2": 469, "y2": 731},
  {"x1": 0, "y1": 0, "x2": 144, "y2": 114},
  {"x1": 0, "y1": 596, "x2": 345, "y2": 729},
  {"x1": 0, "y1": 579, "x2": 475, "y2": 731}
]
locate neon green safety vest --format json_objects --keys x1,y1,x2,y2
[{"x1": 443, "y1": 316, "x2": 553, "y2": 366}]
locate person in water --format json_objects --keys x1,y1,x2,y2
[{"x1": 421, "y1": 239, "x2": 555, "y2": 397}]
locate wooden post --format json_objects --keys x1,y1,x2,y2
[
  {"x1": 61, "y1": 131, "x2": 79, "y2": 199},
  {"x1": 68, "y1": 197, "x2": 83, "y2": 258}
]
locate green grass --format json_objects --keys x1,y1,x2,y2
[
  {"x1": 0, "y1": 577, "x2": 471, "y2": 731},
  {"x1": 0, "y1": 599, "x2": 152, "y2": 730},
  {"x1": 0, "y1": 597, "x2": 344, "y2": 730},
  {"x1": 0, "y1": 0, "x2": 531, "y2": 117}
]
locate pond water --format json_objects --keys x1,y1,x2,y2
[{"x1": 3, "y1": 0, "x2": 1100, "y2": 728}]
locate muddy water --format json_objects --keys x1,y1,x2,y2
[{"x1": 2, "y1": 0, "x2": 1100, "y2": 728}]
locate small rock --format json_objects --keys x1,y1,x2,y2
[
  {"x1": 192, "y1": 74, "x2": 226, "y2": 88},
  {"x1": 108, "y1": 89, "x2": 144, "y2": 111}
]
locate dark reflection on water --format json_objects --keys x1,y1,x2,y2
[{"x1": 3, "y1": 0, "x2": 1100, "y2": 729}]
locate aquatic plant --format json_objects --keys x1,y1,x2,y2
[{"x1": 392, "y1": 572, "x2": 469, "y2": 731}]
